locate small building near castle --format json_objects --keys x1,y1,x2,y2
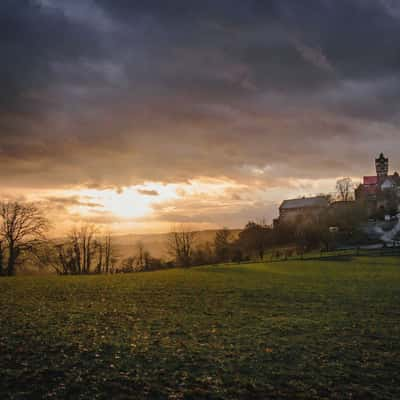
[{"x1": 276, "y1": 196, "x2": 330, "y2": 225}]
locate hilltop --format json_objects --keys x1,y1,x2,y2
[{"x1": 111, "y1": 229, "x2": 242, "y2": 260}]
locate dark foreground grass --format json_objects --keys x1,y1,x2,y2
[{"x1": 1, "y1": 257, "x2": 400, "y2": 399}]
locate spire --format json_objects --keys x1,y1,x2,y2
[{"x1": 375, "y1": 153, "x2": 389, "y2": 180}]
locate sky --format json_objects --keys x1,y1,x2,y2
[{"x1": 1, "y1": 0, "x2": 400, "y2": 235}]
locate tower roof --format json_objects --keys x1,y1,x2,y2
[{"x1": 376, "y1": 152, "x2": 388, "y2": 161}]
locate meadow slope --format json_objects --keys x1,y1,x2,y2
[{"x1": 1, "y1": 258, "x2": 400, "y2": 399}]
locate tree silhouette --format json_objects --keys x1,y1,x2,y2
[
  {"x1": 0, "y1": 201, "x2": 49, "y2": 276},
  {"x1": 167, "y1": 226, "x2": 196, "y2": 267},
  {"x1": 336, "y1": 177, "x2": 354, "y2": 201}
]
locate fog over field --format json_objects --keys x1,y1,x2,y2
[{"x1": 111, "y1": 230, "x2": 241, "y2": 259}]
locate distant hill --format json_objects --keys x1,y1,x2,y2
[{"x1": 112, "y1": 229, "x2": 241, "y2": 260}]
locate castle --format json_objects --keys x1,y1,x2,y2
[
  {"x1": 355, "y1": 153, "x2": 400, "y2": 217},
  {"x1": 275, "y1": 153, "x2": 400, "y2": 226}
]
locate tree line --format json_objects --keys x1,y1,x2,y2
[
  {"x1": 0, "y1": 200, "x2": 184, "y2": 276},
  {"x1": 0, "y1": 201, "x2": 272, "y2": 275},
  {"x1": 0, "y1": 185, "x2": 367, "y2": 276}
]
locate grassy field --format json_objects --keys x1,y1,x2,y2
[{"x1": 1, "y1": 258, "x2": 400, "y2": 399}]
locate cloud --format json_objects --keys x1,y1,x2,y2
[
  {"x1": 291, "y1": 37, "x2": 335, "y2": 74},
  {"x1": 45, "y1": 195, "x2": 103, "y2": 208},
  {"x1": 137, "y1": 189, "x2": 160, "y2": 196},
  {"x1": 1, "y1": 0, "x2": 400, "y2": 232},
  {"x1": 149, "y1": 197, "x2": 279, "y2": 228}
]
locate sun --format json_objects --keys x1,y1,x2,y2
[
  {"x1": 63, "y1": 184, "x2": 180, "y2": 221},
  {"x1": 45, "y1": 179, "x2": 244, "y2": 230},
  {"x1": 100, "y1": 189, "x2": 153, "y2": 219},
  {"x1": 76, "y1": 188, "x2": 154, "y2": 219}
]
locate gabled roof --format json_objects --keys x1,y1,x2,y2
[
  {"x1": 363, "y1": 176, "x2": 378, "y2": 185},
  {"x1": 280, "y1": 196, "x2": 329, "y2": 210}
]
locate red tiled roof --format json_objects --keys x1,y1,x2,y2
[{"x1": 363, "y1": 176, "x2": 378, "y2": 185}]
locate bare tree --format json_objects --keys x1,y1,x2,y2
[
  {"x1": 80, "y1": 225, "x2": 97, "y2": 274},
  {"x1": 214, "y1": 228, "x2": 231, "y2": 263},
  {"x1": 92, "y1": 232, "x2": 114, "y2": 274},
  {"x1": 103, "y1": 232, "x2": 113, "y2": 274},
  {"x1": 143, "y1": 250, "x2": 151, "y2": 271},
  {"x1": 52, "y1": 224, "x2": 99, "y2": 275},
  {"x1": 336, "y1": 177, "x2": 354, "y2": 202},
  {"x1": 54, "y1": 241, "x2": 82, "y2": 275},
  {"x1": 94, "y1": 239, "x2": 104, "y2": 274},
  {"x1": 133, "y1": 241, "x2": 153, "y2": 271},
  {"x1": 49, "y1": 226, "x2": 116, "y2": 275},
  {"x1": 0, "y1": 240, "x2": 4, "y2": 276},
  {"x1": 135, "y1": 241, "x2": 145, "y2": 271},
  {"x1": 0, "y1": 201, "x2": 49, "y2": 276},
  {"x1": 31, "y1": 241, "x2": 68, "y2": 275},
  {"x1": 167, "y1": 226, "x2": 196, "y2": 267}
]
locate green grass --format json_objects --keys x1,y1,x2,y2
[{"x1": 1, "y1": 257, "x2": 400, "y2": 399}]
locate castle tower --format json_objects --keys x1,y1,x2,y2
[{"x1": 375, "y1": 153, "x2": 389, "y2": 180}]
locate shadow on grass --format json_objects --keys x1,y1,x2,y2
[{"x1": 315, "y1": 255, "x2": 354, "y2": 262}]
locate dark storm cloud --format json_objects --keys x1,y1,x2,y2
[
  {"x1": 94, "y1": 0, "x2": 400, "y2": 87},
  {"x1": 2, "y1": 0, "x2": 400, "y2": 190},
  {"x1": 0, "y1": 0, "x2": 109, "y2": 115}
]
